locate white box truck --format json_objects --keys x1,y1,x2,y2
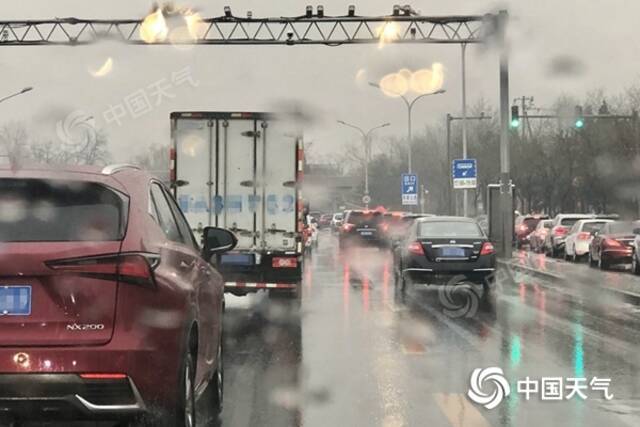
[{"x1": 170, "y1": 112, "x2": 305, "y2": 296}]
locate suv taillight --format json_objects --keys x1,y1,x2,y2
[
  {"x1": 577, "y1": 232, "x2": 591, "y2": 240},
  {"x1": 46, "y1": 253, "x2": 160, "y2": 288},
  {"x1": 553, "y1": 226, "x2": 568, "y2": 236},
  {"x1": 480, "y1": 242, "x2": 495, "y2": 255},
  {"x1": 342, "y1": 223, "x2": 355, "y2": 233},
  {"x1": 407, "y1": 241, "x2": 424, "y2": 256}
]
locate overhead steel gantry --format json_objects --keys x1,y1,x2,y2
[
  {"x1": 0, "y1": 6, "x2": 513, "y2": 257},
  {"x1": 0, "y1": 13, "x2": 492, "y2": 46}
]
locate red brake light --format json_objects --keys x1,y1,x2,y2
[
  {"x1": 80, "y1": 373, "x2": 128, "y2": 380},
  {"x1": 407, "y1": 241, "x2": 424, "y2": 256},
  {"x1": 553, "y1": 226, "x2": 568, "y2": 236},
  {"x1": 46, "y1": 253, "x2": 159, "y2": 288},
  {"x1": 603, "y1": 238, "x2": 624, "y2": 248},
  {"x1": 342, "y1": 223, "x2": 355, "y2": 232},
  {"x1": 577, "y1": 232, "x2": 591, "y2": 241},
  {"x1": 480, "y1": 242, "x2": 495, "y2": 255},
  {"x1": 380, "y1": 223, "x2": 390, "y2": 232}
]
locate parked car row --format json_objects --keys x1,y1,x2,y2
[{"x1": 517, "y1": 211, "x2": 640, "y2": 273}]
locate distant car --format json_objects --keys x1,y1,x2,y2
[
  {"x1": 318, "y1": 213, "x2": 333, "y2": 229},
  {"x1": 330, "y1": 212, "x2": 344, "y2": 232},
  {"x1": 588, "y1": 221, "x2": 638, "y2": 270},
  {"x1": 544, "y1": 214, "x2": 594, "y2": 257},
  {"x1": 564, "y1": 219, "x2": 613, "y2": 262},
  {"x1": 378, "y1": 211, "x2": 410, "y2": 247},
  {"x1": 529, "y1": 219, "x2": 553, "y2": 253},
  {"x1": 393, "y1": 216, "x2": 496, "y2": 294},
  {"x1": 339, "y1": 210, "x2": 384, "y2": 249},
  {"x1": 514, "y1": 214, "x2": 549, "y2": 247},
  {"x1": 0, "y1": 165, "x2": 234, "y2": 425}
]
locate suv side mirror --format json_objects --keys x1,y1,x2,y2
[
  {"x1": 591, "y1": 230, "x2": 599, "y2": 237},
  {"x1": 202, "y1": 227, "x2": 237, "y2": 258}
]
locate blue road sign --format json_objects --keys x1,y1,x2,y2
[
  {"x1": 452, "y1": 159, "x2": 478, "y2": 189},
  {"x1": 401, "y1": 173, "x2": 418, "y2": 205}
]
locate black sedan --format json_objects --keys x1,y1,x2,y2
[{"x1": 393, "y1": 216, "x2": 497, "y2": 293}]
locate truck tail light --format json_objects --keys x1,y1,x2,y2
[{"x1": 169, "y1": 148, "x2": 176, "y2": 182}]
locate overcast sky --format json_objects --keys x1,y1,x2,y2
[{"x1": 1, "y1": 0, "x2": 639, "y2": 162}]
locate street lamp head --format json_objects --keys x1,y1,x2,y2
[
  {"x1": 434, "y1": 89, "x2": 446, "y2": 95},
  {"x1": 368, "y1": 82, "x2": 381, "y2": 89},
  {"x1": 381, "y1": 123, "x2": 391, "y2": 128},
  {"x1": 21, "y1": 87, "x2": 33, "y2": 93}
]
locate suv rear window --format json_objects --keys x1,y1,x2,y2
[
  {"x1": 418, "y1": 221, "x2": 483, "y2": 238},
  {"x1": 347, "y1": 211, "x2": 382, "y2": 225},
  {"x1": 0, "y1": 178, "x2": 127, "y2": 242},
  {"x1": 560, "y1": 218, "x2": 583, "y2": 226}
]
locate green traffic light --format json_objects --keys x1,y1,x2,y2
[
  {"x1": 510, "y1": 119, "x2": 520, "y2": 128},
  {"x1": 575, "y1": 119, "x2": 584, "y2": 128}
]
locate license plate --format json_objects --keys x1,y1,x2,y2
[
  {"x1": 272, "y1": 257, "x2": 297, "y2": 268},
  {"x1": 220, "y1": 254, "x2": 254, "y2": 266},
  {"x1": 441, "y1": 247, "x2": 465, "y2": 257},
  {"x1": 0, "y1": 286, "x2": 32, "y2": 316},
  {"x1": 359, "y1": 231, "x2": 373, "y2": 236}
]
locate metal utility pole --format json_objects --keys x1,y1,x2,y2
[
  {"x1": 446, "y1": 113, "x2": 492, "y2": 215},
  {"x1": 461, "y1": 43, "x2": 469, "y2": 217},
  {"x1": 498, "y1": 10, "x2": 512, "y2": 258},
  {"x1": 337, "y1": 120, "x2": 390, "y2": 209}
]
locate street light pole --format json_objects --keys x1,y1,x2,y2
[
  {"x1": 0, "y1": 86, "x2": 33, "y2": 104},
  {"x1": 337, "y1": 120, "x2": 390, "y2": 209},
  {"x1": 369, "y1": 82, "x2": 445, "y2": 174}
]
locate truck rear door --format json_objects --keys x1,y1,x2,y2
[{"x1": 172, "y1": 113, "x2": 300, "y2": 254}]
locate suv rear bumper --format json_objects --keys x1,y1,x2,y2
[{"x1": 0, "y1": 374, "x2": 145, "y2": 421}]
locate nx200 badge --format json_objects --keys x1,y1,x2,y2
[{"x1": 66, "y1": 323, "x2": 105, "y2": 331}]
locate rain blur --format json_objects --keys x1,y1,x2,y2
[{"x1": 0, "y1": 1, "x2": 639, "y2": 427}]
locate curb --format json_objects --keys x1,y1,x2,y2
[{"x1": 498, "y1": 259, "x2": 640, "y2": 301}]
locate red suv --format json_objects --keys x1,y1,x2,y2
[{"x1": 0, "y1": 164, "x2": 237, "y2": 426}]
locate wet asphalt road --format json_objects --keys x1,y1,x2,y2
[
  {"x1": 218, "y1": 231, "x2": 640, "y2": 427},
  {"x1": 15, "y1": 233, "x2": 640, "y2": 427}
]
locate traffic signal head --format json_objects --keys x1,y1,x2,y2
[
  {"x1": 510, "y1": 105, "x2": 520, "y2": 128},
  {"x1": 575, "y1": 105, "x2": 584, "y2": 128}
]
